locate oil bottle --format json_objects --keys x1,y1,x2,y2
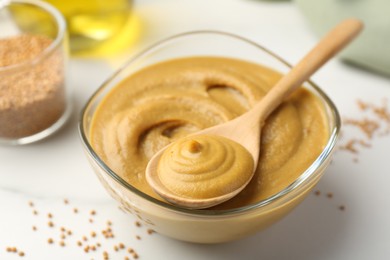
[{"x1": 45, "y1": 0, "x2": 133, "y2": 53}]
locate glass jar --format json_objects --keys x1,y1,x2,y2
[{"x1": 0, "y1": 0, "x2": 71, "y2": 145}]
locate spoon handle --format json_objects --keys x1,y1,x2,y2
[{"x1": 252, "y1": 18, "x2": 363, "y2": 122}]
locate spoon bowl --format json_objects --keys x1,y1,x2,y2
[{"x1": 146, "y1": 18, "x2": 363, "y2": 209}]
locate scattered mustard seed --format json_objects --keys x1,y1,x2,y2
[{"x1": 22, "y1": 198, "x2": 143, "y2": 258}]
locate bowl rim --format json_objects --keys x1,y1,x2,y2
[
  {"x1": 0, "y1": 0, "x2": 66, "y2": 73},
  {"x1": 79, "y1": 30, "x2": 341, "y2": 216}
]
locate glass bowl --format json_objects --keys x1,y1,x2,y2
[
  {"x1": 0, "y1": 0, "x2": 71, "y2": 145},
  {"x1": 79, "y1": 31, "x2": 341, "y2": 243}
]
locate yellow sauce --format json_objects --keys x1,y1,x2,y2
[
  {"x1": 90, "y1": 57, "x2": 329, "y2": 210},
  {"x1": 157, "y1": 134, "x2": 254, "y2": 199}
]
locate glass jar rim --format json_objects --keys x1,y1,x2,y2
[{"x1": 0, "y1": 0, "x2": 66, "y2": 73}]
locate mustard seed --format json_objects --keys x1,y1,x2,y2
[{"x1": 0, "y1": 34, "x2": 66, "y2": 138}]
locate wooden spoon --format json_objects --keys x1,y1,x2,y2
[{"x1": 146, "y1": 19, "x2": 363, "y2": 209}]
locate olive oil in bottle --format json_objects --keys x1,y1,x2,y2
[{"x1": 45, "y1": 0, "x2": 133, "y2": 53}]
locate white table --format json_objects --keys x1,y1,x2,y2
[{"x1": 1, "y1": 0, "x2": 390, "y2": 259}]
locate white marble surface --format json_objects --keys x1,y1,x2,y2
[{"x1": 1, "y1": 0, "x2": 390, "y2": 259}]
